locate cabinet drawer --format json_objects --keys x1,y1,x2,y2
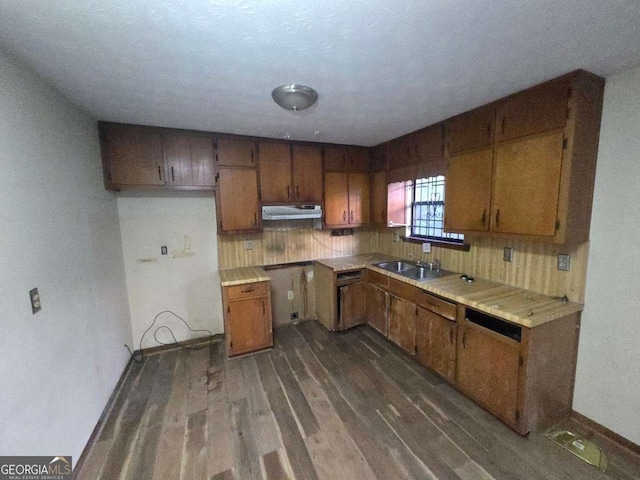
[
  {"x1": 416, "y1": 291, "x2": 456, "y2": 321},
  {"x1": 366, "y1": 269, "x2": 389, "y2": 289},
  {"x1": 225, "y1": 281, "x2": 268, "y2": 301},
  {"x1": 388, "y1": 277, "x2": 418, "y2": 303}
]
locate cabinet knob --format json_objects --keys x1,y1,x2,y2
[
  {"x1": 287, "y1": 185, "x2": 291, "y2": 199},
  {"x1": 343, "y1": 210, "x2": 346, "y2": 222},
  {"x1": 495, "y1": 209, "x2": 501, "y2": 227},
  {"x1": 482, "y1": 209, "x2": 486, "y2": 226},
  {"x1": 171, "y1": 166, "x2": 175, "y2": 182},
  {"x1": 350, "y1": 210, "x2": 354, "y2": 222},
  {"x1": 157, "y1": 166, "x2": 162, "y2": 181}
]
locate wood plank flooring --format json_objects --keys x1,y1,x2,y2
[{"x1": 76, "y1": 322, "x2": 640, "y2": 480}]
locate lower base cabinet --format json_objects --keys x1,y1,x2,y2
[
  {"x1": 388, "y1": 295, "x2": 416, "y2": 355},
  {"x1": 223, "y1": 281, "x2": 273, "y2": 356},
  {"x1": 315, "y1": 263, "x2": 366, "y2": 331},
  {"x1": 365, "y1": 282, "x2": 388, "y2": 336},
  {"x1": 416, "y1": 306, "x2": 457, "y2": 384}
]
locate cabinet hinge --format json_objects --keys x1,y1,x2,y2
[
  {"x1": 518, "y1": 355, "x2": 524, "y2": 367},
  {"x1": 515, "y1": 410, "x2": 520, "y2": 421},
  {"x1": 562, "y1": 138, "x2": 568, "y2": 149},
  {"x1": 555, "y1": 220, "x2": 560, "y2": 231}
]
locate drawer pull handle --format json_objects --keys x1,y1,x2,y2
[
  {"x1": 158, "y1": 165, "x2": 162, "y2": 181},
  {"x1": 481, "y1": 209, "x2": 486, "y2": 226},
  {"x1": 287, "y1": 185, "x2": 290, "y2": 198},
  {"x1": 495, "y1": 209, "x2": 500, "y2": 227},
  {"x1": 241, "y1": 287, "x2": 255, "y2": 293},
  {"x1": 462, "y1": 331, "x2": 467, "y2": 348}
]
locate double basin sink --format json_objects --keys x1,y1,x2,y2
[{"x1": 374, "y1": 261, "x2": 453, "y2": 282}]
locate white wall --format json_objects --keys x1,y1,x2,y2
[
  {"x1": 0, "y1": 50, "x2": 132, "y2": 459},
  {"x1": 574, "y1": 66, "x2": 640, "y2": 445},
  {"x1": 117, "y1": 194, "x2": 224, "y2": 349}
]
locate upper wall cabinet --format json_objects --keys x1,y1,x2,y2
[
  {"x1": 259, "y1": 142, "x2": 323, "y2": 204},
  {"x1": 163, "y1": 134, "x2": 215, "y2": 187},
  {"x1": 446, "y1": 105, "x2": 496, "y2": 156},
  {"x1": 324, "y1": 146, "x2": 369, "y2": 172},
  {"x1": 216, "y1": 138, "x2": 257, "y2": 167},
  {"x1": 444, "y1": 71, "x2": 604, "y2": 243},
  {"x1": 324, "y1": 172, "x2": 370, "y2": 227},
  {"x1": 388, "y1": 124, "x2": 444, "y2": 168},
  {"x1": 99, "y1": 123, "x2": 165, "y2": 189}
]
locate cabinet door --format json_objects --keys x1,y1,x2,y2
[
  {"x1": 324, "y1": 172, "x2": 349, "y2": 226},
  {"x1": 365, "y1": 283, "x2": 388, "y2": 336},
  {"x1": 413, "y1": 124, "x2": 444, "y2": 162},
  {"x1": 388, "y1": 135, "x2": 412, "y2": 168},
  {"x1": 217, "y1": 168, "x2": 260, "y2": 232},
  {"x1": 388, "y1": 295, "x2": 416, "y2": 355},
  {"x1": 340, "y1": 282, "x2": 366, "y2": 330},
  {"x1": 416, "y1": 307, "x2": 457, "y2": 384},
  {"x1": 323, "y1": 146, "x2": 350, "y2": 170},
  {"x1": 447, "y1": 106, "x2": 496, "y2": 155},
  {"x1": 348, "y1": 147, "x2": 370, "y2": 172},
  {"x1": 227, "y1": 297, "x2": 271, "y2": 356},
  {"x1": 371, "y1": 171, "x2": 387, "y2": 225},
  {"x1": 387, "y1": 181, "x2": 407, "y2": 227},
  {"x1": 292, "y1": 145, "x2": 323, "y2": 202},
  {"x1": 492, "y1": 131, "x2": 563, "y2": 236},
  {"x1": 163, "y1": 134, "x2": 215, "y2": 187},
  {"x1": 370, "y1": 144, "x2": 388, "y2": 172},
  {"x1": 457, "y1": 321, "x2": 520, "y2": 426},
  {"x1": 259, "y1": 142, "x2": 292, "y2": 203},
  {"x1": 348, "y1": 173, "x2": 370, "y2": 225},
  {"x1": 217, "y1": 138, "x2": 257, "y2": 167},
  {"x1": 444, "y1": 147, "x2": 493, "y2": 232},
  {"x1": 101, "y1": 124, "x2": 164, "y2": 186},
  {"x1": 496, "y1": 79, "x2": 570, "y2": 142}
]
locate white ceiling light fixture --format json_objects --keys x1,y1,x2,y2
[{"x1": 272, "y1": 84, "x2": 318, "y2": 111}]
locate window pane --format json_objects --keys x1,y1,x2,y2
[{"x1": 410, "y1": 175, "x2": 463, "y2": 242}]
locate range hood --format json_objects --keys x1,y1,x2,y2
[{"x1": 262, "y1": 205, "x2": 322, "y2": 220}]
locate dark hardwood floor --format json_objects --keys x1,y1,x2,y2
[{"x1": 76, "y1": 321, "x2": 640, "y2": 480}]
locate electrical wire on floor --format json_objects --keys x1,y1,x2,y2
[{"x1": 124, "y1": 310, "x2": 215, "y2": 364}]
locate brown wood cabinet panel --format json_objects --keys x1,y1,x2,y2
[
  {"x1": 496, "y1": 78, "x2": 570, "y2": 142},
  {"x1": 366, "y1": 270, "x2": 389, "y2": 289},
  {"x1": 388, "y1": 295, "x2": 416, "y2": 355},
  {"x1": 292, "y1": 145, "x2": 323, "y2": 202},
  {"x1": 492, "y1": 131, "x2": 564, "y2": 236},
  {"x1": 323, "y1": 146, "x2": 350, "y2": 170},
  {"x1": 457, "y1": 319, "x2": 521, "y2": 427},
  {"x1": 447, "y1": 106, "x2": 496, "y2": 155},
  {"x1": 217, "y1": 138, "x2": 257, "y2": 167},
  {"x1": 444, "y1": 147, "x2": 493, "y2": 233},
  {"x1": 387, "y1": 181, "x2": 407, "y2": 227},
  {"x1": 387, "y1": 277, "x2": 417, "y2": 303},
  {"x1": 259, "y1": 142, "x2": 292, "y2": 203},
  {"x1": 340, "y1": 282, "x2": 366, "y2": 330},
  {"x1": 366, "y1": 283, "x2": 388, "y2": 337},
  {"x1": 416, "y1": 307, "x2": 457, "y2": 384},
  {"x1": 348, "y1": 147, "x2": 370, "y2": 172},
  {"x1": 348, "y1": 173, "x2": 370, "y2": 225},
  {"x1": 217, "y1": 168, "x2": 260, "y2": 232},
  {"x1": 388, "y1": 135, "x2": 412, "y2": 168},
  {"x1": 101, "y1": 124, "x2": 164, "y2": 187},
  {"x1": 324, "y1": 172, "x2": 349, "y2": 226},
  {"x1": 415, "y1": 291, "x2": 456, "y2": 321},
  {"x1": 225, "y1": 281, "x2": 269, "y2": 301},
  {"x1": 225, "y1": 283, "x2": 272, "y2": 357},
  {"x1": 371, "y1": 171, "x2": 387, "y2": 225},
  {"x1": 413, "y1": 124, "x2": 444, "y2": 162},
  {"x1": 163, "y1": 134, "x2": 215, "y2": 187},
  {"x1": 370, "y1": 144, "x2": 388, "y2": 172}
]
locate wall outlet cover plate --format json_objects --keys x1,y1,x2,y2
[{"x1": 503, "y1": 247, "x2": 514, "y2": 262}]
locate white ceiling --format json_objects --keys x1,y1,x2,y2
[{"x1": 1, "y1": 1, "x2": 640, "y2": 146}]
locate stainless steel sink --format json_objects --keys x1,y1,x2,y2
[
  {"x1": 374, "y1": 261, "x2": 414, "y2": 273},
  {"x1": 374, "y1": 261, "x2": 453, "y2": 281}
]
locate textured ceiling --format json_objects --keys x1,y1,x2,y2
[{"x1": 1, "y1": 1, "x2": 640, "y2": 146}]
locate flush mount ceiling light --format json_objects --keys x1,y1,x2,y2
[{"x1": 271, "y1": 84, "x2": 318, "y2": 111}]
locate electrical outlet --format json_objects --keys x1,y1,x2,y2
[
  {"x1": 287, "y1": 290, "x2": 294, "y2": 300},
  {"x1": 29, "y1": 288, "x2": 41, "y2": 314},
  {"x1": 558, "y1": 254, "x2": 571, "y2": 271},
  {"x1": 245, "y1": 239, "x2": 253, "y2": 250},
  {"x1": 392, "y1": 233, "x2": 400, "y2": 243},
  {"x1": 290, "y1": 311, "x2": 299, "y2": 320},
  {"x1": 422, "y1": 242, "x2": 431, "y2": 253},
  {"x1": 503, "y1": 247, "x2": 514, "y2": 262}
]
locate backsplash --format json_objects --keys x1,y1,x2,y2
[{"x1": 376, "y1": 227, "x2": 589, "y2": 303}]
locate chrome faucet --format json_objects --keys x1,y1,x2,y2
[{"x1": 429, "y1": 259, "x2": 441, "y2": 271}]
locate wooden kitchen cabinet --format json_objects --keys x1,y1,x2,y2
[
  {"x1": 388, "y1": 295, "x2": 416, "y2": 355},
  {"x1": 371, "y1": 170, "x2": 387, "y2": 225},
  {"x1": 492, "y1": 131, "x2": 564, "y2": 236},
  {"x1": 216, "y1": 137, "x2": 257, "y2": 167},
  {"x1": 216, "y1": 167, "x2": 261, "y2": 233},
  {"x1": 324, "y1": 146, "x2": 369, "y2": 172},
  {"x1": 446, "y1": 105, "x2": 496, "y2": 155},
  {"x1": 292, "y1": 145, "x2": 323, "y2": 203},
  {"x1": 370, "y1": 143, "x2": 388, "y2": 172},
  {"x1": 223, "y1": 281, "x2": 273, "y2": 356},
  {"x1": 444, "y1": 147, "x2": 493, "y2": 232},
  {"x1": 415, "y1": 291, "x2": 458, "y2": 384},
  {"x1": 163, "y1": 133, "x2": 215, "y2": 187},
  {"x1": 388, "y1": 124, "x2": 443, "y2": 168},
  {"x1": 324, "y1": 172, "x2": 370, "y2": 227},
  {"x1": 366, "y1": 282, "x2": 388, "y2": 336},
  {"x1": 99, "y1": 123, "x2": 165, "y2": 188},
  {"x1": 315, "y1": 264, "x2": 365, "y2": 331},
  {"x1": 339, "y1": 282, "x2": 366, "y2": 330},
  {"x1": 444, "y1": 71, "x2": 604, "y2": 243}
]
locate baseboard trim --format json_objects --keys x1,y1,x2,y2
[
  {"x1": 72, "y1": 355, "x2": 135, "y2": 478},
  {"x1": 137, "y1": 333, "x2": 224, "y2": 357},
  {"x1": 571, "y1": 410, "x2": 640, "y2": 457}
]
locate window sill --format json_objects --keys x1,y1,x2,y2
[{"x1": 401, "y1": 236, "x2": 471, "y2": 252}]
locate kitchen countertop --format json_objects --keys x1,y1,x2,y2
[
  {"x1": 219, "y1": 266, "x2": 270, "y2": 286},
  {"x1": 315, "y1": 254, "x2": 583, "y2": 328}
]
